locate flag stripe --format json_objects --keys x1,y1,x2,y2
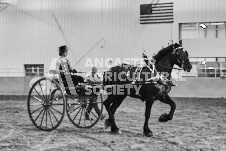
[
  {"x1": 152, "y1": 5, "x2": 173, "y2": 8},
  {"x1": 151, "y1": 5, "x2": 173, "y2": 8},
  {"x1": 140, "y1": 14, "x2": 173, "y2": 18},
  {"x1": 144, "y1": 11, "x2": 173, "y2": 15},
  {"x1": 152, "y1": 8, "x2": 173, "y2": 12},
  {"x1": 151, "y1": 2, "x2": 173, "y2": 5},
  {"x1": 140, "y1": 21, "x2": 173, "y2": 24},
  {"x1": 140, "y1": 18, "x2": 173, "y2": 22},
  {"x1": 140, "y1": 2, "x2": 174, "y2": 24}
]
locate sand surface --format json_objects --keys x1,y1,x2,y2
[{"x1": 0, "y1": 96, "x2": 226, "y2": 151}]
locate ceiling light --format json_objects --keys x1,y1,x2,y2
[{"x1": 200, "y1": 24, "x2": 207, "y2": 29}]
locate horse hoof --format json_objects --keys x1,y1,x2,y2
[
  {"x1": 143, "y1": 131, "x2": 153, "y2": 137},
  {"x1": 111, "y1": 129, "x2": 122, "y2": 135},
  {"x1": 158, "y1": 113, "x2": 170, "y2": 122},
  {"x1": 104, "y1": 119, "x2": 112, "y2": 129}
]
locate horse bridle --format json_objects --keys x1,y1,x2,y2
[{"x1": 154, "y1": 47, "x2": 186, "y2": 71}]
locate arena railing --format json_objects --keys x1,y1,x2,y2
[{"x1": 1, "y1": 67, "x2": 226, "y2": 79}]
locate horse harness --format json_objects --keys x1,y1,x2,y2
[{"x1": 129, "y1": 65, "x2": 158, "y2": 85}]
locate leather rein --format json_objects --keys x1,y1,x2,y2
[{"x1": 155, "y1": 64, "x2": 182, "y2": 70}]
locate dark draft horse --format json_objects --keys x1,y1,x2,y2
[{"x1": 103, "y1": 43, "x2": 192, "y2": 137}]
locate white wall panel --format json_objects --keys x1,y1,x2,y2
[
  {"x1": 0, "y1": 0, "x2": 226, "y2": 76},
  {"x1": 174, "y1": 0, "x2": 226, "y2": 23}
]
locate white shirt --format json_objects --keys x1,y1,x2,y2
[
  {"x1": 85, "y1": 73, "x2": 101, "y2": 82},
  {"x1": 47, "y1": 58, "x2": 59, "y2": 79}
]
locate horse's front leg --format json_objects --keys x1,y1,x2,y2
[
  {"x1": 143, "y1": 98, "x2": 154, "y2": 137},
  {"x1": 158, "y1": 94, "x2": 176, "y2": 122},
  {"x1": 104, "y1": 95, "x2": 115, "y2": 129}
]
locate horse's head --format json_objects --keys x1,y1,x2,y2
[{"x1": 173, "y1": 44, "x2": 192, "y2": 72}]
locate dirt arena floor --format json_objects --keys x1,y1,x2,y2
[{"x1": 0, "y1": 96, "x2": 226, "y2": 151}]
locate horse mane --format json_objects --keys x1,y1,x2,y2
[
  {"x1": 153, "y1": 44, "x2": 175, "y2": 63},
  {"x1": 108, "y1": 63, "x2": 133, "y2": 73}
]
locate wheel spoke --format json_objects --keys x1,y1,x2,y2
[
  {"x1": 90, "y1": 110, "x2": 98, "y2": 120},
  {"x1": 34, "y1": 108, "x2": 44, "y2": 122},
  {"x1": 51, "y1": 103, "x2": 65, "y2": 105},
  {"x1": 49, "y1": 108, "x2": 59, "y2": 123},
  {"x1": 34, "y1": 87, "x2": 45, "y2": 101},
  {"x1": 47, "y1": 82, "x2": 53, "y2": 100},
  {"x1": 45, "y1": 80, "x2": 48, "y2": 101},
  {"x1": 47, "y1": 110, "x2": 54, "y2": 128},
  {"x1": 68, "y1": 102, "x2": 80, "y2": 106},
  {"x1": 87, "y1": 101, "x2": 103, "y2": 104},
  {"x1": 45, "y1": 109, "x2": 48, "y2": 129},
  {"x1": 40, "y1": 109, "x2": 46, "y2": 127},
  {"x1": 72, "y1": 106, "x2": 82, "y2": 121},
  {"x1": 68, "y1": 105, "x2": 81, "y2": 115},
  {"x1": 83, "y1": 109, "x2": 86, "y2": 127},
  {"x1": 32, "y1": 96, "x2": 44, "y2": 104},
  {"x1": 88, "y1": 115, "x2": 93, "y2": 125},
  {"x1": 31, "y1": 106, "x2": 43, "y2": 114},
  {"x1": 78, "y1": 107, "x2": 84, "y2": 126},
  {"x1": 50, "y1": 106, "x2": 63, "y2": 115},
  {"x1": 38, "y1": 82, "x2": 46, "y2": 101}
]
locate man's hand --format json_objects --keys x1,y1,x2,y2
[{"x1": 72, "y1": 69, "x2": 77, "y2": 73}]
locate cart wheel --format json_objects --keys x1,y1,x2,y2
[
  {"x1": 27, "y1": 77, "x2": 65, "y2": 131},
  {"x1": 66, "y1": 93, "x2": 104, "y2": 128}
]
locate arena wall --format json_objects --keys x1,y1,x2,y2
[
  {"x1": 1, "y1": 0, "x2": 226, "y2": 98},
  {"x1": 0, "y1": 77, "x2": 32, "y2": 95},
  {"x1": 170, "y1": 78, "x2": 226, "y2": 98},
  {"x1": 1, "y1": 77, "x2": 226, "y2": 98}
]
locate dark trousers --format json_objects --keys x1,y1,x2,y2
[
  {"x1": 71, "y1": 75, "x2": 84, "y2": 85},
  {"x1": 85, "y1": 95, "x2": 101, "y2": 118}
]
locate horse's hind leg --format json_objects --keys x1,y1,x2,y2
[
  {"x1": 103, "y1": 95, "x2": 115, "y2": 129},
  {"x1": 109, "y1": 95, "x2": 126, "y2": 134},
  {"x1": 158, "y1": 94, "x2": 176, "y2": 122}
]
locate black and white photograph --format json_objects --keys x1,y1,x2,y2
[{"x1": 0, "y1": 0, "x2": 226, "y2": 150}]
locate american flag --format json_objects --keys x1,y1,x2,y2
[{"x1": 140, "y1": 2, "x2": 174, "y2": 24}]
